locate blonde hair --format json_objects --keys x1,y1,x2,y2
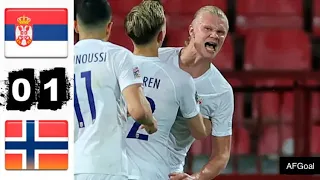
[
  {"x1": 184, "y1": 6, "x2": 229, "y2": 46},
  {"x1": 194, "y1": 6, "x2": 228, "y2": 27},
  {"x1": 124, "y1": 1, "x2": 165, "y2": 45}
]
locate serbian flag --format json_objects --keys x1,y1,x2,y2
[
  {"x1": 4, "y1": 8, "x2": 68, "y2": 58},
  {"x1": 5, "y1": 120, "x2": 69, "y2": 170}
]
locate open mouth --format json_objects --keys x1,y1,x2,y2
[{"x1": 205, "y1": 42, "x2": 218, "y2": 52}]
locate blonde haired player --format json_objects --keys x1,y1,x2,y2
[
  {"x1": 124, "y1": 1, "x2": 211, "y2": 180},
  {"x1": 159, "y1": 6, "x2": 234, "y2": 180}
]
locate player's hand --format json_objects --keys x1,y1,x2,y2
[
  {"x1": 140, "y1": 117, "x2": 157, "y2": 134},
  {"x1": 169, "y1": 172, "x2": 195, "y2": 180}
]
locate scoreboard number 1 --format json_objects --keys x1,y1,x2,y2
[{"x1": 44, "y1": 78, "x2": 58, "y2": 101}]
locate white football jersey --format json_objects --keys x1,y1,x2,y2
[
  {"x1": 74, "y1": 39, "x2": 142, "y2": 176},
  {"x1": 159, "y1": 47, "x2": 234, "y2": 172},
  {"x1": 125, "y1": 55, "x2": 200, "y2": 179}
]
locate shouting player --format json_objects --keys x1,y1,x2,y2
[
  {"x1": 159, "y1": 6, "x2": 234, "y2": 180},
  {"x1": 124, "y1": 1, "x2": 211, "y2": 180},
  {"x1": 74, "y1": 0, "x2": 157, "y2": 179}
]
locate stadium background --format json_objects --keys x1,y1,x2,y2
[{"x1": 74, "y1": 0, "x2": 320, "y2": 179}]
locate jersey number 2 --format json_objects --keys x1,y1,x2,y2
[
  {"x1": 126, "y1": 97, "x2": 155, "y2": 141},
  {"x1": 74, "y1": 71, "x2": 96, "y2": 128}
]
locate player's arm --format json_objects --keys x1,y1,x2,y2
[
  {"x1": 179, "y1": 76, "x2": 211, "y2": 140},
  {"x1": 122, "y1": 85, "x2": 155, "y2": 126},
  {"x1": 187, "y1": 115, "x2": 211, "y2": 140},
  {"x1": 192, "y1": 89, "x2": 234, "y2": 180},
  {"x1": 115, "y1": 51, "x2": 156, "y2": 129}
]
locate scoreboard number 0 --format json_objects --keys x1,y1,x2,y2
[{"x1": 12, "y1": 78, "x2": 31, "y2": 102}]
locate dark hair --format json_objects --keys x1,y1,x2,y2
[
  {"x1": 76, "y1": 0, "x2": 112, "y2": 27},
  {"x1": 74, "y1": 0, "x2": 78, "y2": 20}
]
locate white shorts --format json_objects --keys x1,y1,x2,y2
[{"x1": 75, "y1": 174, "x2": 127, "y2": 180}]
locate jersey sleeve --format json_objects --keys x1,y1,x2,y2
[
  {"x1": 114, "y1": 50, "x2": 142, "y2": 92},
  {"x1": 211, "y1": 89, "x2": 234, "y2": 137},
  {"x1": 178, "y1": 75, "x2": 200, "y2": 119}
]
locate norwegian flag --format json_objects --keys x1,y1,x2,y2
[{"x1": 5, "y1": 120, "x2": 68, "y2": 170}]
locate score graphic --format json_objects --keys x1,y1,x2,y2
[{"x1": 5, "y1": 67, "x2": 71, "y2": 111}]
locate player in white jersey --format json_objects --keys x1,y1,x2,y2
[
  {"x1": 158, "y1": 6, "x2": 234, "y2": 180},
  {"x1": 123, "y1": 1, "x2": 211, "y2": 180},
  {"x1": 74, "y1": 0, "x2": 157, "y2": 179}
]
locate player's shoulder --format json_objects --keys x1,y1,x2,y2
[
  {"x1": 198, "y1": 65, "x2": 234, "y2": 112},
  {"x1": 158, "y1": 47, "x2": 181, "y2": 56},
  {"x1": 205, "y1": 64, "x2": 233, "y2": 94},
  {"x1": 157, "y1": 47, "x2": 194, "y2": 88},
  {"x1": 210, "y1": 66, "x2": 234, "y2": 109},
  {"x1": 166, "y1": 65, "x2": 194, "y2": 89},
  {"x1": 104, "y1": 42, "x2": 132, "y2": 56},
  {"x1": 158, "y1": 47, "x2": 181, "y2": 54},
  {"x1": 75, "y1": 40, "x2": 132, "y2": 55},
  {"x1": 157, "y1": 47, "x2": 188, "y2": 78},
  {"x1": 158, "y1": 47, "x2": 182, "y2": 61},
  {"x1": 213, "y1": 65, "x2": 233, "y2": 91},
  {"x1": 103, "y1": 42, "x2": 135, "y2": 66}
]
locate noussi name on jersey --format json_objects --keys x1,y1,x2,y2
[
  {"x1": 143, "y1": 77, "x2": 161, "y2": 89},
  {"x1": 74, "y1": 52, "x2": 107, "y2": 64}
]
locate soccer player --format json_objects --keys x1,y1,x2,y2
[
  {"x1": 159, "y1": 6, "x2": 234, "y2": 180},
  {"x1": 73, "y1": 0, "x2": 157, "y2": 179},
  {"x1": 123, "y1": 1, "x2": 211, "y2": 180}
]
